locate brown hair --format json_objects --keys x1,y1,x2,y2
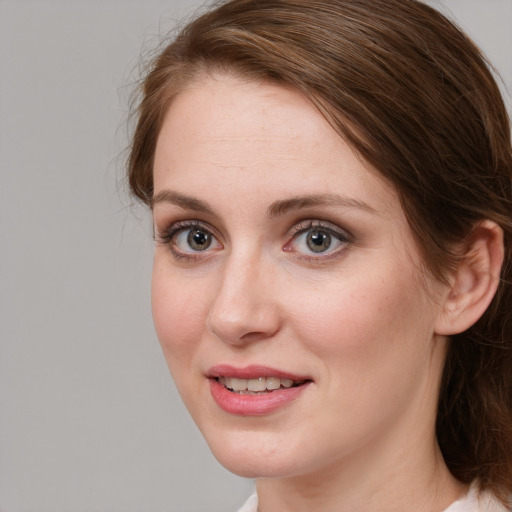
[{"x1": 128, "y1": 0, "x2": 512, "y2": 502}]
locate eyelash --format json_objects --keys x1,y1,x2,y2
[
  {"x1": 155, "y1": 219, "x2": 351, "y2": 262},
  {"x1": 284, "y1": 220, "x2": 351, "y2": 262},
  {"x1": 155, "y1": 220, "x2": 222, "y2": 262}
]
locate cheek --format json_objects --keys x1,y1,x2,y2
[
  {"x1": 151, "y1": 260, "x2": 209, "y2": 368},
  {"x1": 151, "y1": 261, "x2": 215, "y2": 425},
  {"x1": 291, "y1": 262, "x2": 436, "y2": 374},
  {"x1": 284, "y1": 267, "x2": 442, "y2": 451}
]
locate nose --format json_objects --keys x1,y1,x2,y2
[{"x1": 206, "y1": 251, "x2": 282, "y2": 346}]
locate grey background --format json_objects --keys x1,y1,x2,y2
[{"x1": 0, "y1": 1, "x2": 510, "y2": 511}]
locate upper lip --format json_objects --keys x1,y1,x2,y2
[{"x1": 206, "y1": 364, "x2": 311, "y2": 381}]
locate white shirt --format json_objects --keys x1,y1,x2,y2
[{"x1": 236, "y1": 485, "x2": 510, "y2": 512}]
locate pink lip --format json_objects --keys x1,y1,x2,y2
[
  {"x1": 207, "y1": 364, "x2": 312, "y2": 416},
  {"x1": 207, "y1": 364, "x2": 309, "y2": 381}
]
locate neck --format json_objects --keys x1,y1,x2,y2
[
  {"x1": 256, "y1": 448, "x2": 465, "y2": 512},
  {"x1": 255, "y1": 411, "x2": 466, "y2": 512}
]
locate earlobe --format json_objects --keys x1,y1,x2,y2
[{"x1": 435, "y1": 220, "x2": 504, "y2": 336}]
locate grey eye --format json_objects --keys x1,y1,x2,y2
[
  {"x1": 289, "y1": 224, "x2": 347, "y2": 257},
  {"x1": 187, "y1": 229, "x2": 212, "y2": 251},
  {"x1": 173, "y1": 227, "x2": 219, "y2": 253},
  {"x1": 306, "y1": 230, "x2": 332, "y2": 253}
]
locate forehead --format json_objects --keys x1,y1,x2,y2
[
  {"x1": 157, "y1": 75, "x2": 335, "y2": 163},
  {"x1": 153, "y1": 73, "x2": 398, "y2": 215}
]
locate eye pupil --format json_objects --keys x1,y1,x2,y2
[
  {"x1": 187, "y1": 229, "x2": 212, "y2": 251},
  {"x1": 306, "y1": 230, "x2": 331, "y2": 253}
]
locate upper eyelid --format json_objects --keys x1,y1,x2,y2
[
  {"x1": 156, "y1": 219, "x2": 217, "y2": 237},
  {"x1": 156, "y1": 218, "x2": 350, "y2": 237},
  {"x1": 155, "y1": 217, "x2": 352, "y2": 243},
  {"x1": 288, "y1": 219, "x2": 352, "y2": 239},
  {"x1": 152, "y1": 203, "x2": 226, "y2": 236}
]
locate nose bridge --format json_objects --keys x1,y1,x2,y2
[{"x1": 207, "y1": 243, "x2": 280, "y2": 345}]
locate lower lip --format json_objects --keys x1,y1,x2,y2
[{"x1": 209, "y1": 379, "x2": 310, "y2": 416}]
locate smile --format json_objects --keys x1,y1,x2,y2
[
  {"x1": 207, "y1": 366, "x2": 312, "y2": 415},
  {"x1": 217, "y1": 376, "x2": 307, "y2": 394}
]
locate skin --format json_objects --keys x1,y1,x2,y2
[{"x1": 151, "y1": 74, "x2": 467, "y2": 512}]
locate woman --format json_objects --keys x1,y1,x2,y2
[{"x1": 128, "y1": 0, "x2": 512, "y2": 510}]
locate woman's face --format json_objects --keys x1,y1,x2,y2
[{"x1": 151, "y1": 75, "x2": 450, "y2": 480}]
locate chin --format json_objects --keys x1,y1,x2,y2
[
  {"x1": 214, "y1": 452, "x2": 295, "y2": 479},
  {"x1": 203, "y1": 427, "x2": 309, "y2": 479}
]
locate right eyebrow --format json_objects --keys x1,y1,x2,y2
[{"x1": 151, "y1": 190, "x2": 215, "y2": 215}]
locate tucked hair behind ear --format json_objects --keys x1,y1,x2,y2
[{"x1": 128, "y1": 0, "x2": 512, "y2": 502}]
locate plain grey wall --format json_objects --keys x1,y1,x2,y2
[{"x1": 0, "y1": 1, "x2": 510, "y2": 511}]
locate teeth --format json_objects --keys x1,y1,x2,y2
[
  {"x1": 218, "y1": 376, "x2": 304, "y2": 393},
  {"x1": 248, "y1": 378, "x2": 266, "y2": 392},
  {"x1": 281, "y1": 379, "x2": 294, "y2": 388},
  {"x1": 225, "y1": 377, "x2": 247, "y2": 391},
  {"x1": 266, "y1": 377, "x2": 281, "y2": 390}
]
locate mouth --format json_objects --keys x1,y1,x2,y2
[
  {"x1": 207, "y1": 365, "x2": 312, "y2": 415},
  {"x1": 216, "y1": 376, "x2": 308, "y2": 395}
]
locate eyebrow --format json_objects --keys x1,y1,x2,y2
[
  {"x1": 151, "y1": 190, "x2": 378, "y2": 217},
  {"x1": 151, "y1": 190, "x2": 215, "y2": 215},
  {"x1": 268, "y1": 194, "x2": 378, "y2": 218}
]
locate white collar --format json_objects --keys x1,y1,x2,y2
[{"x1": 236, "y1": 484, "x2": 509, "y2": 512}]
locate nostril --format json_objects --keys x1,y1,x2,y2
[{"x1": 239, "y1": 330, "x2": 273, "y2": 343}]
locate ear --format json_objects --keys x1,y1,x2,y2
[{"x1": 435, "y1": 220, "x2": 504, "y2": 336}]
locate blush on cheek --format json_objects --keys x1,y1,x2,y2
[{"x1": 152, "y1": 282, "x2": 205, "y2": 358}]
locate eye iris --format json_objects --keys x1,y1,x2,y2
[
  {"x1": 187, "y1": 229, "x2": 211, "y2": 251},
  {"x1": 306, "y1": 230, "x2": 331, "y2": 252}
]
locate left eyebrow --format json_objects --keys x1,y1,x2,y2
[{"x1": 267, "y1": 194, "x2": 378, "y2": 218}]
